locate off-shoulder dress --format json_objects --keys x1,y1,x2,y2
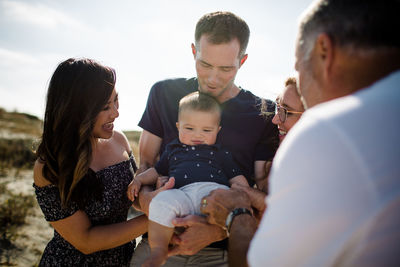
[{"x1": 33, "y1": 155, "x2": 137, "y2": 266}]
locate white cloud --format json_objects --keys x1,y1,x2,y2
[
  {"x1": 1, "y1": 0, "x2": 86, "y2": 30},
  {"x1": 0, "y1": 47, "x2": 38, "y2": 66}
]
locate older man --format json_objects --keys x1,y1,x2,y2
[{"x1": 202, "y1": 0, "x2": 400, "y2": 266}]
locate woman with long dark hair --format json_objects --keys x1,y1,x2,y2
[{"x1": 33, "y1": 58, "x2": 172, "y2": 266}]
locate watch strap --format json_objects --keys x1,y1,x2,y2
[{"x1": 224, "y1": 207, "x2": 252, "y2": 236}]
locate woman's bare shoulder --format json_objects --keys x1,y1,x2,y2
[
  {"x1": 33, "y1": 160, "x2": 52, "y2": 187},
  {"x1": 112, "y1": 130, "x2": 131, "y2": 153}
]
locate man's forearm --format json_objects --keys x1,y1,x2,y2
[
  {"x1": 136, "y1": 168, "x2": 159, "y2": 186},
  {"x1": 137, "y1": 130, "x2": 162, "y2": 175},
  {"x1": 228, "y1": 213, "x2": 257, "y2": 267},
  {"x1": 136, "y1": 162, "x2": 152, "y2": 175}
]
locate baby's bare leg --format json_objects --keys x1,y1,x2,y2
[{"x1": 142, "y1": 220, "x2": 174, "y2": 267}]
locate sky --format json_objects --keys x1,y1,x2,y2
[{"x1": 0, "y1": 0, "x2": 313, "y2": 131}]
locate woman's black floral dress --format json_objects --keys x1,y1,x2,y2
[{"x1": 34, "y1": 155, "x2": 137, "y2": 266}]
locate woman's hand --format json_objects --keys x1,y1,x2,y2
[
  {"x1": 127, "y1": 179, "x2": 142, "y2": 201},
  {"x1": 155, "y1": 176, "x2": 169, "y2": 189}
]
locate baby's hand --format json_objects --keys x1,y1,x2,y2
[{"x1": 127, "y1": 179, "x2": 142, "y2": 201}]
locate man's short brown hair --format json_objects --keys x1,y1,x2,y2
[{"x1": 195, "y1": 11, "x2": 250, "y2": 57}]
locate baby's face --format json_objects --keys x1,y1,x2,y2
[{"x1": 176, "y1": 109, "x2": 221, "y2": 146}]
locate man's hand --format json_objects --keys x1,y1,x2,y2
[
  {"x1": 231, "y1": 183, "x2": 267, "y2": 222},
  {"x1": 201, "y1": 187, "x2": 258, "y2": 267},
  {"x1": 200, "y1": 188, "x2": 252, "y2": 228},
  {"x1": 168, "y1": 215, "x2": 227, "y2": 256},
  {"x1": 133, "y1": 177, "x2": 175, "y2": 216}
]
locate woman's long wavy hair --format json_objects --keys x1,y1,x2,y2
[{"x1": 36, "y1": 58, "x2": 116, "y2": 208}]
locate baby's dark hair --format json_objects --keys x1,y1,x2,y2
[{"x1": 178, "y1": 92, "x2": 221, "y2": 122}]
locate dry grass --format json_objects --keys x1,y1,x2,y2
[
  {"x1": 123, "y1": 130, "x2": 141, "y2": 163},
  {"x1": 0, "y1": 138, "x2": 37, "y2": 172},
  {"x1": 0, "y1": 108, "x2": 42, "y2": 138},
  {"x1": 0, "y1": 183, "x2": 36, "y2": 265},
  {"x1": 0, "y1": 108, "x2": 41, "y2": 175},
  {"x1": 0, "y1": 169, "x2": 43, "y2": 267}
]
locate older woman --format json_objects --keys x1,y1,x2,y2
[{"x1": 272, "y1": 77, "x2": 304, "y2": 143}]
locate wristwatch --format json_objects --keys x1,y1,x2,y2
[{"x1": 224, "y1": 207, "x2": 252, "y2": 237}]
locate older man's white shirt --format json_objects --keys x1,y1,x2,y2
[{"x1": 248, "y1": 70, "x2": 400, "y2": 266}]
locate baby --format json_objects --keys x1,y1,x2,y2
[{"x1": 127, "y1": 91, "x2": 249, "y2": 267}]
